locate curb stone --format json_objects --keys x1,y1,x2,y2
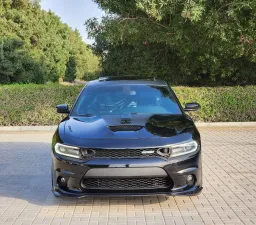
[
  {"x1": 195, "y1": 122, "x2": 256, "y2": 127},
  {"x1": 0, "y1": 122, "x2": 255, "y2": 132},
  {"x1": 0, "y1": 126, "x2": 58, "y2": 132}
]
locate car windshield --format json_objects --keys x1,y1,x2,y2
[{"x1": 71, "y1": 85, "x2": 182, "y2": 116}]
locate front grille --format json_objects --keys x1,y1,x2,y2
[
  {"x1": 108, "y1": 125, "x2": 143, "y2": 132},
  {"x1": 81, "y1": 177, "x2": 172, "y2": 190},
  {"x1": 80, "y1": 148, "x2": 170, "y2": 159}
]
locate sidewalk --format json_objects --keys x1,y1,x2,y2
[{"x1": 0, "y1": 127, "x2": 255, "y2": 225}]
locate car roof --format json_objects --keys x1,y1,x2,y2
[{"x1": 86, "y1": 77, "x2": 167, "y2": 87}]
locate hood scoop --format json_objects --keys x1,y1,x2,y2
[{"x1": 108, "y1": 125, "x2": 144, "y2": 132}]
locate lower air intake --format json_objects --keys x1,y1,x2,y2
[{"x1": 81, "y1": 177, "x2": 173, "y2": 190}]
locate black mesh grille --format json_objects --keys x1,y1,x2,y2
[
  {"x1": 81, "y1": 177, "x2": 172, "y2": 190},
  {"x1": 81, "y1": 148, "x2": 170, "y2": 159},
  {"x1": 108, "y1": 125, "x2": 143, "y2": 132}
]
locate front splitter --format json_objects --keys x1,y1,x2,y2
[{"x1": 52, "y1": 186, "x2": 202, "y2": 198}]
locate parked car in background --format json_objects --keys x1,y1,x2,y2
[{"x1": 51, "y1": 76, "x2": 202, "y2": 197}]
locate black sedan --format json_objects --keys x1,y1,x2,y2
[{"x1": 51, "y1": 77, "x2": 202, "y2": 197}]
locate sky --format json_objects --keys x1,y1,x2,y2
[{"x1": 40, "y1": 0, "x2": 105, "y2": 44}]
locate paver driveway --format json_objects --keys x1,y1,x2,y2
[{"x1": 0, "y1": 127, "x2": 255, "y2": 225}]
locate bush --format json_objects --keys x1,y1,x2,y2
[
  {"x1": 0, "y1": 84, "x2": 82, "y2": 126},
  {"x1": 0, "y1": 84, "x2": 255, "y2": 126},
  {"x1": 174, "y1": 86, "x2": 256, "y2": 122}
]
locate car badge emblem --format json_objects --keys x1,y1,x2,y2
[{"x1": 121, "y1": 118, "x2": 131, "y2": 124}]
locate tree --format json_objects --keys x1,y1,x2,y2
[
  {"x1": 65, "y1": 56, "x2": 77, "y2": 82},
  {"x1": 0, "y1": 38, "x2": 44, "y2": 84},
  {"x1": 86, "y1": 0, "x2": 256, "y2": 85},
  {"x1": 0, "y1": 0, "x2": 100, "y2": 84}
]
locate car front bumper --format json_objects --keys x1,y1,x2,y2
[{"x1": 51, "y1": 151, "x2": 202, "y2": 197}]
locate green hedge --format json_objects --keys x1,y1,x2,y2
[
  {"x1": 174, "y1": 86, "x2": 256, "y2": 122},
  {"x1": 0, "y1": 84, "x2": 82, "y2": 126},
  {"x1": 0, "y1": 84, "x2": 255, "y2": 126}
]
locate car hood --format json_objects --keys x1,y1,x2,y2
[{"x1": 59, "y1": 114, "x2": 196, "y2": 148}]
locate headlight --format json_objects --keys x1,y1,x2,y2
[
  {"x1": 54, "y1": 143, "x2": 81, "y2": 159},
  {"x1": 170, "y1": 140, "x2": 198, "y2": 157}
]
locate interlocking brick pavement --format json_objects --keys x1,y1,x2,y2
[{"x1": 0, "y1": 127, "x2": 255, "y2": 225}]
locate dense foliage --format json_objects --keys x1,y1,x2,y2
[
  {"x1": 86, "y1": 0, "x2": 256, "y2": 85},
  {"x1": 0, "y1": 38, "x2": 45, "y2": 83},
  {"x1": 0, "y1": 0, "x2": 99, "y2": 84},
  {"x1": 0, "y1": 84, "x2": 255, "y2": 126},
  {"x1": 65, "y1": 56, "x2": 77, "y2": 82}
]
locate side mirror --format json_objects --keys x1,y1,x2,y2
[
  {"x1": 56, "y1": 104, "x2": 70, "y2": 114},
  {"x1": 184, "y1": 103, "x2": 200, "y2": 111}
]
